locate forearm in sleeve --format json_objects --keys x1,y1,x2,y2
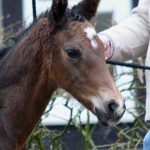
[{"x1": 101, "y1": 8, "x2": 150, "y2": 62}]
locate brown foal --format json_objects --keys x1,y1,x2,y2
[{"x1": 0, "y1": 0, "x2": 125, "y2": 149}]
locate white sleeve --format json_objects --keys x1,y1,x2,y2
[{"x1": 101, "y1": 2, "x2": 150, "y2": 62}]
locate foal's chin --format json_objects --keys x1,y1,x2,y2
[{"x1": 95, "y1": 108, "x2": 125, "y2": 127}]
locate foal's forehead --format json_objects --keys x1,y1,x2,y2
[
  {"x1": 67, "y1": 21, "x2": 99, "y2": 49},
  {"x1": 84, "y1": 26, "x2": 98, "y2": 49},
  {"x1": 84, "y1": 26, "x2": 97, "y2": 39}
]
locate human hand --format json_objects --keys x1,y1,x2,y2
[{"x1": 98, "y1": 34, "x2": 114, "y2": 60}]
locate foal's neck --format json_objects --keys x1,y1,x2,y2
[
  {"x1": 0, "y1": 18, "x2": 57, "y2": 145},
  {"x1": 0, "y1": 18, "x2": 55, "y2": 90}
]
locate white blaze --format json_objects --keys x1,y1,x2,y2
[{"x1": 84, "y1": 26, "x2": 98, "y2": 49}]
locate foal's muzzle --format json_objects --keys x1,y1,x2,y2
[{"x1": 95, "y1": 100, "x2": 126, "y2": 126}]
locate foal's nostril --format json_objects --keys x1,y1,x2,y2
[{"x1": 108, "y1": 100, "x2": 118, "y2": 114}]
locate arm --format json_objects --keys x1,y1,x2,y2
[{"x1": 99, "y1": 1, "x2": 150, "y2": 61}]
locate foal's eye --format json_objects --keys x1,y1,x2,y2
[{"x1": 65, "y1": 49, "x2": 81, "y2": 59}]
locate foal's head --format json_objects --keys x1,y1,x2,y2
[{"x1": 49, "y1": 0, "x2": 125, "y2": 126}]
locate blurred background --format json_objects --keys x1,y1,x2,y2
[{"x1": 1, "y1": 0, "x2": 149, "y2": 150}]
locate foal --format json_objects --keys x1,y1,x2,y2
[{"x1": 0, "y1": 0, "x2": 125, "y2": 149}]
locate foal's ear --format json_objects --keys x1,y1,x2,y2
[
  {"x1": 50, "y1": 0, "x2": 68, "y2": 26},
  {"x1": 73, "y1": 0, "x2": 100, "y2": 21}
]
